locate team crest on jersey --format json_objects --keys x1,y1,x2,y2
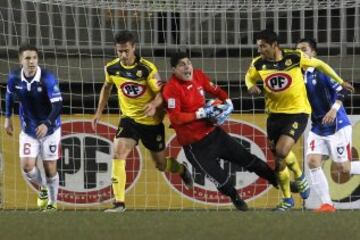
[
  {"x1": 337, "y1": 146, "x2": 345, "y2": 155},
  {"x1": 120, "y1": 82, "x2": 146, "y2": 98},
  {"x1": 285, "y1": 59, "x2": 292, "y2": 66},
  {"x1": 156, "y1": 134, "x2": 163, "y2": 142},
  {"x1": 136, "y1": 70, "x2": 143, "y2": 78},
  {"x1": 49, "y1": 144, "x2": 57, "y2": 153},
  {"x1": 265, "y1": 73, "x2": 292, "y2": 92},
  {"x1": 37, "y1": 86, "x2": 43, "y2": 92},
  {"x1": 168, "y1": 98, "x2": 176, "y2": 109},
  {"x1": 53, "y1": 85, "x2": 60, "y2": 92},
  {"x1": 198, "y1": 88, "x2": 204, "y2": 96}
]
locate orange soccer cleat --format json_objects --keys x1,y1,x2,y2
[{"x1": 314, "y1": 203, "x2": 336, "y2": 213}]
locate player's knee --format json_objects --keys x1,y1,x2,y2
[
  {"x1": 113, "y1": 149, "x2": 129, "y2": 160},
  {"x1": 307, "y1": 157, "x2": 321, "y2": 169},
  {"x1": 274, "y1": 147, "x2": 289, "y2": 160},
  {"x1": 22, "y1": 163, "x2": 35, "y2": 173}
]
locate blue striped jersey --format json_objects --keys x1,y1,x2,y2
[
  {"x1": 6, "y1": 66, "x2": 62, "y2": 138},
  {"x1": 304, "y1": 67, "x2": 350, "y2": 136}
]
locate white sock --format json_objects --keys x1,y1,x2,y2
[
  {"x1": 309, "y1": 167, "x2": 332, "y2": 205},
  {"x1": 46, "y1": 173, "x2": 59, "y2": 205},
  {"x1": 25, "y1": 167, "x2": 44, "y2": 188},
  {"x1": 350, "y1": 161, "x2": 360, "y2": 174}
]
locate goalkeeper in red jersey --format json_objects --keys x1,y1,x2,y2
[{"x1": 162, "y1": 52, "x2": 278, "y2": 211}]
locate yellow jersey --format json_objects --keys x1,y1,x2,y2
[
  {"x1": 105, "y1": 56, "x2": 163, "y2": 125},
  {"x1": 245, "y1": 49, "x2": 344, "y2": 114}
]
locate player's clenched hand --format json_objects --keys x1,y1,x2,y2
[
  {"x1": 92, "y1": 114, "x2": 101, "y2": 131},
  {"x1": 322, "y1": 108, "x2": 337, "y2": 125},
  {"x1": 341, "y1": 81, "x2": 355, "y2": 93},
  {"x1": 4, "y1": 117, "x2": 13, "y2": 136},
  {"x1": 36, "y1": 123, "x2": 48, "y2": 138},
  {"x1": 143, "y1": 102, "x2": 157, "y2": 117},
  {"x1": 248, "y1": 85, "x2": 261, "y2": 96}
]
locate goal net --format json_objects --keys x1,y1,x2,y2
[{"x1": 0, "y1": 0, "x2": 359, "y2": 210}]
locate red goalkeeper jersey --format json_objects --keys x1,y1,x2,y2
[{"x1": 162, "y1": 69, "x2": 228, "y2": 145}]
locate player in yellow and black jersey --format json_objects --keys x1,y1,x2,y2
[
  {"x1": 245, "y1": 29, "x2": 354, "y2": 211},
  {"x1": 92, "y1": 31, "x2": 193, "y2": 212},
  {"x1": 104, "y1": 54, "x2": 162, "y2": 125}
]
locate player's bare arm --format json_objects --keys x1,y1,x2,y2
[
  {"x1": 248, "y1": 85, "x2": 262, "y2": 96},
  {"x1": 143, "y1": 93, "x2": 163, "y2": 117},
  {"x1": 341, "y1": 81, "x2": 355, "y2": 93},
  {"x1": 92, "y1": 81, "x2": 113, "y2": 130},
  {"x1": 245, "y1": 64, "x2": 262, "y2": 96},
  {"x1": 302, "y1": 56, "x2": 355, "y2": 92},
  {"x1": 322, "y1": 100, "x2": 342, "y2": 125},
  {"x1": 144, "y1": 72, "x2": 164, "y2": 117},
  {"x1": 4, "y1": 117, "x2": 13, "y2": 136}
]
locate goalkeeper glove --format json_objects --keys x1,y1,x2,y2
[
  {"x1": 213, "y1": 99, "x2": 233, "y2": 125},
  {"x1": 195, "y1": 105, "x2": 221, "y2": 119}
]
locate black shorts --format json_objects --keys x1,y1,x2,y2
[
  {"x1": 267, "y1": 113, "x2": 309, "y2": 146},
  {"x1": 115, "y1": 117, "x2": 165, "y2": 152}
]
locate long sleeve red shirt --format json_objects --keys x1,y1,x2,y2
[{"x1": 162, "y1": 69, "x2": 228, "y2": 145}]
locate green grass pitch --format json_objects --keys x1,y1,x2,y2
[{"x1": 0, "y1": 210, "x2": 359, "y2": 240}]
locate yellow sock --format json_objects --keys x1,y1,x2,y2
[
  {"x1": 285, "y1": 151, "x2": 302, "y2": 178},
  {"x1": 111, "y1": 159, "x2": 126, "y2": 202},
  {"x1": 165, "y1": 157, "x2": 184, "y2": 174},
  {"x1": 278, "y1": 166, "x2": 291, "y2": 198}
]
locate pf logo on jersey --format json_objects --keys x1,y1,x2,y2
[
  {"x1": 265, "y1": 73, "x2": 292, "y2": 92},
  {"x1": 120, "y1": 82, "x2": 147, "y2": 98},
  {"x1": 163, "y1": 120, "x2": 274, "y2": 205}
]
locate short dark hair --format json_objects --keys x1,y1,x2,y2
[
  {"x1": 297, "y1": 38, "x2": 317, "y2": 52},
  {"x1": 114, "y1": 30, "x2": 137, "y2": 45},
  {"x1": 170, "y1": 52, "x2": 189, "y2": 67},
  {"x1": 18, "y1": 44, "x2": 38, "y2": 56},
  {"x1": 255, "y1": 29, "x2": 278, "y2": 44}
]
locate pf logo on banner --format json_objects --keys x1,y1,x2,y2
[
  {"x1": 164, "y1": 120, "x2": 274, "y2": 205},
  {"x1": 23, "y1": 120, "x2": 142, "y2": 205},
  {"x1": 58, "y1": 120, "x2": 142, "y2": 205}
]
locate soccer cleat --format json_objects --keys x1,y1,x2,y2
[
  {"x1": 273, "y1": 197, "x2": 294, "y2": 211},
  {"x1": 180, "y1": 165, "x2": 193, "y2": 189},
  {"x1": 104, "y1": 202, "x2": 126, "y2": 213},
  {"x1": 295, "y1": 173, "x2": 310, "y2": 199},
  {"x1": 43, "y1": 204, "x2": 57, "y2": 212},
  {"x1": 314, "y1": 203, "x2": 336, "y2": 213},
  {"x1": 231, "y1": 196, "x2": 249, "y2": 211},
  {"x1": 37, "y1": 187, "x2": 48, "y2": 210}
]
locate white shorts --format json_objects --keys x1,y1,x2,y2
[
  {"x1": 19, "y1": 128, "x2": 61, "y2": 161},
  {"x1": 306, "y1": 125, "x2": 352, "y2": 163}
]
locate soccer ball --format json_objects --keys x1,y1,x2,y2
[{"x1": 205, "y1": 99, "x2": 225, "y2": 122}]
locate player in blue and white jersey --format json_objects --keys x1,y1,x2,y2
[
  {"x1": 4, "y1": 45, "x2": 62, "y2": 211},
  {"x1": 297, "y1": 38, "x2": 360, "y2": 212}
]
